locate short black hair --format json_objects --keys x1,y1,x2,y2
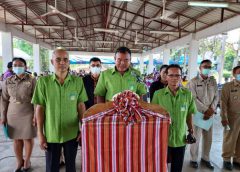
[
  {"x1": 115, "y1": 47, "x2": 131, "y2": 58},
  {"x1": 12, "y1": 57, "x2": 27, "y2": 66},
  {"x1": 233, "y1": 65, "x2": 240, "y2": 74},
  {"x1": 90, "y1": 57, "x2": 101, "y2": 64},
  {"x1": 200, "y1": 59, "x2": 212, "y2": 66},
  {"x1": 165, "y1": 64, "x2": 182, "y2": 75},
  {"x1": 7, "y1": 62, "x2": 12, "y2": 68},
  {"x1": 160, "y1": 64, "x2": 168, "y2": 72}
]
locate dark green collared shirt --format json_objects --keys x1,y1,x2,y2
[
  {"x1": 31, "y1": 74, "x2": 88, "y2": 143},
  {"x1": 94, "y1": 67, "x2": 147, "y2": 101}
]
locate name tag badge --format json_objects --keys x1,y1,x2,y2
[
  {"x1": 181, "y1": 105, "x2": 186, "y2": 112},
  {"x1": 69, "y1": 93, "x2": 77, "y2": 101},
  {"x1": 129, "y1": 85, "x2": 134, "y2": 91},
  {"x1": 128, "y1": 80, "x2": 135, "y2": 91}
]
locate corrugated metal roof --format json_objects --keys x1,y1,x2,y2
[{"x1": 0, "y1": 0, "x2": 239, "y2": 52}]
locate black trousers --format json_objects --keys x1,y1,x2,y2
[
  {"x1": 45, "y1": 138, "x2": 78, "y2": 172},
  {"x1": 167, "y1": 146, "x2": 186, "y2": 172}
]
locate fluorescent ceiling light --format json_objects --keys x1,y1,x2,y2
[
  {"x1": 97, "y1": 47, "x2": 111, "y2": 50},
  {"x1": 113, "y1": 0, "x2": 133, "y2": 1},
  {"x1": 97, "y1": 41, "x2": 114, "y2": 44},
  {"x1": 150, "y1": 31, "x2": 181, "y2": 34},
  {"x1": 94, "y1": 28, "x2": 119, "y2": 34},
  {"x1": 136, "y1": 42, "x2": 152, "y2": 45},
  {"x1": 130, "y1": 49, "x2": 140, "y2": 51},
  {"x1": 34, "y1": 25, "x2": 64, "y2": 29},
  {"x1": 65, "y1": 46, "x2": 88, "y2": 49},
  {"x1": 54, "y1": 39, "x2": 73, "y2": 42},
  {"x1": 188, "y1": 1, "x2": 229, "y2": 8}
]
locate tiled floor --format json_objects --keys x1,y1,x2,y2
[{"x1": 0, "y1": 111, "x2": 239, "y2": 172}]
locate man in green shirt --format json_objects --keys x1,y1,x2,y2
[
  {"x1": 32, "y1": 47, "x2": 88, "y2": 172},
  {"x1": 152, "y1": 64, "x2": 197, "y2": 172},
  {"x1": 95, "y1": 47, "x2": 146, "y2": 102}
]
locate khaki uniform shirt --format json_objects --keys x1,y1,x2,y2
[
  {"x1": 187, "y1": 75, "x2": 218, "y2": 114},
  {"x1": 1, "y1": 74, "x2": 36, "y2": 118},
  {"x1": 221, "y1": 80, "x2": 240, "y2": 121}
]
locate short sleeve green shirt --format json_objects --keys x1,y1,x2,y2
[
  {"x1": 94, "y1": 67, "x2": 147, "y2": 101},
  {"x1": 151, "y1": 87, "x2": 197, "y2": 147},
  {"x1": 31, "y1": 74, "x2": 88, "y2": 143}
]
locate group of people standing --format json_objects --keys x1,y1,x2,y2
[{"x1": 0, "y1": 46, "x2": 240, "y2": 172}]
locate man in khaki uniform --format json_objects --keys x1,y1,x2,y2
[
  {"x1": 187, "y1": 60, "x2": 218, "y2": 170},
  {"x1": 221, "y1": 65, "x2": 240, "y2": 170}
]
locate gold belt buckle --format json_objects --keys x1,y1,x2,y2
[{"x1": 16, "y1": 101, "x2": 22, "y2": 104}]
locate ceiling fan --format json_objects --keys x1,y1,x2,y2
[
  {"x1": 147, "y1": 0, "x2": 177, "y2": 23},
  {"x1": 134, "y1": 31, "x2": 152, "y2": 45},
  {"x1": 74, "y1": 28, "x2": 85, "y2": 42},
  {"x1": 41, "y1": 0, "x2": 76, "y2": 20}
]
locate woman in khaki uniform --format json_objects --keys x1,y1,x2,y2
[{"x1": 1, "y1": 58, "x2": 36, "y2": 172}]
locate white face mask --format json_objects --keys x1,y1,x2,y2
[{"x1": 90, "y1": 67, "x2": 101, "y2": 75}]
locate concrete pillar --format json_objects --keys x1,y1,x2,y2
[
  {"x1": 139, "y1": 56, "x2": 144, "y2": 74},
  {"x1": 33, "y1": 44, "x2": 40, "y2": 74},
  {"x1": 1, "y1": 32, "x2": 13, "y2": 72},
  {"x1": 188, "y1": 37, "x2": 199, "y2": 80},
  {"x1": 147, "y1": 54, "x2": 154, "y2": 74},
  {"x1": 48, "y1": 50, "x2": 54, "y2": 72},
  {"x1": 163, "y1": 48, "x2": 170, "y2": 65},
  {"x1": 217, "y1": 34, "x2": 227, "y2": 84}
]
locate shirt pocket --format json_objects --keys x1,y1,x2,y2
[
  {"x1": 127, "y1": 80, "x2": 137, "y2": 92},
  {"x1": 20, "y1": 81, "x2": 33, "y2": 98},
  {"x1": 230, "y1": 91, "x2": 239, "y2": 102},
  {"x1": 68, "y1": 91, "x2": 78, "y2": 103},
  {"x1": 7, "y1": 83, "x2": 17, "y2": 97},
  {"x1": 196, "y1": 85, "x2": 204, "y2": 98}
]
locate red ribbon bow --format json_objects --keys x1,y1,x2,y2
[{"x1": 113, "y1": 91, "x2": 143, "y2": 124}]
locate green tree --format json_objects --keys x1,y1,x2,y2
[
  {"x1": 40, "y1": 47, "x2": 49, "y2": 72},
  {"x1": 224, "y1": 46, "x2": 236, "y2": 71},
  {"x1": 199, "y1": 36, "x2": 222, "y2": 60},
  {"x1": 13, "y1": 37, "x2": 33, "y2": 71}
]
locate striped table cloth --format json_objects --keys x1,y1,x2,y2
[{"x1": 82, "y1": 109, "x2": 170, "y2": 172}]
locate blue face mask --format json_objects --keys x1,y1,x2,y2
[
  {"x1": 202, "y1": 69, "x2": 211, "y2": 76},
  {"x1": 236, "y1": 74, "x2": 240, "y2": 81},
  {"x1": 13, "y1": 67, "x2": 25, "y2": 75}
]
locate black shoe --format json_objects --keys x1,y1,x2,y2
[
  {"x1": 14, "y1": 160, "x2": 24, "y2": 172},
  {"x1": 201, "y1": 159, "x2": 214, "y2": 170},
  {"x1": 22, "y1": 161, "x2": 31, "y2": 172},
  {"x1": 233, "y1": 162, "x2": 240, "y2": 169},
  {"x1": 14, "y1": 169, "x2": 22, "y2": 172},
  {"x1": 224, "y1": 161, "x2": 233, "y2": 171},
  {"x1": 22, "y1": 168, "x2": 30, "y2": 172},
  {"x1": 190, "y1": 161, "x2": 198, "y2": 168}
]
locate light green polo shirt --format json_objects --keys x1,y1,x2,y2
[
  {"x1": 94, "y1": 67, "x2": 147, "y2": 101},
  {"x1": 151, "y1": 87, "x2": 197, "y2": 147},
  {"x1": 31, "y1": 74, "x2": 88, "y2": 143}
]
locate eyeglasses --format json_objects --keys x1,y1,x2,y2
[
  {"x1": 201, "y1": 66, "x2": 212, "y2": 69},
  {"x1": 167, "y1": 74, "x2": 182, "y2": 78},
  {"x1": 90, "y1": 64, "x2": 101, "y2": 67},
  {"x1": 55, "y1": 58, "x2": 69, "y2": 63}
]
